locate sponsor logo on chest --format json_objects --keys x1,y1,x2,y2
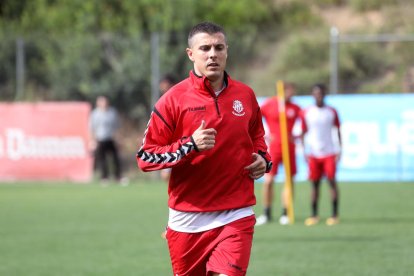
[{"x1": 187, "y1": 105, "x2": 206, "y2": 112}]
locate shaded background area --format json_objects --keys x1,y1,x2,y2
[{"x1": 1, "y1": 0, "x2": 413, "y2": 178}]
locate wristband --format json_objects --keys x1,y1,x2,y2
[
  {"x1": 258, "y1": 150, "x2": 272, "y2": 173},
  {"x1": 190, "y1": 136, "x2": 200, "y2": 152}
]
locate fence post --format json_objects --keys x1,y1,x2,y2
[
  {"x1": 330, "y1": 27, "x2": 339, "y2": 94},
  {"x1": 150, "y1": 32, "x2": 160, "y2": 110},
  {"x1": 15, "y1": 37, "x2": 25, "y2": 101}
]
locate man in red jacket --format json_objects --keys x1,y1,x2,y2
[{"x1": 137, "y1": 22, "x2": 272, "y2": 276}]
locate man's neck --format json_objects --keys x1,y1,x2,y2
[{"x1": 209, "y1": 78, "x2": 225, "y2": 92}]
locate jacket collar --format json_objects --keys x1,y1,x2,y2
[{"x1": 189, "y1": 70, "x2": 230, "y2": 96}]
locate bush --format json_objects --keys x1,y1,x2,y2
[
  {"x1": 311, "y1": 0, "x2": 346, "y2": 6},
  {"x1": 273, "y1": 31, "x2": 330, "y2": 94},
  {"x1": 276, "y1": 1, "x2": 322, "y2": 29},
  {"x1": 349, "y1": 0, "x2": 396, "y2": 12},
  {"x1": 339, "y1": 42, "x2": 390, "y2": 91},
  {"x1": 0, "y1": 32, "x2": 16, "y2": 100}
]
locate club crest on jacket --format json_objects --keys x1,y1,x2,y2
[{"x1": 232, "y1": 100, "x2": 245, "y2": 116}]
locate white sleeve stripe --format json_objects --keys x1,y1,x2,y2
[
  {"x1": 137, "y1": 111, "x2": 195, "y2": 164},
  {"x1": 137, "y1": 141, "x2": 195, "y2": 164}
]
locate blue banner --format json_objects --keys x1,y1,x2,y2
[{"x1": 259, "y1": 94, "x2": 414, "y2": 182}]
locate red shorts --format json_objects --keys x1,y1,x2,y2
[
  {"x1": 166, "y1": 215, "x2": 255, "y2": 276},
  {"x1": 308, "y1": 155, "x2": 337, "y2": 181},
  {"x1": 268, "y1": 146, "x2": 297, "y2": 176}
]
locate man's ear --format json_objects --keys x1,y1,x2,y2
[{"x1": 186, "y1": 48, "x2": 195, "y2": 62}]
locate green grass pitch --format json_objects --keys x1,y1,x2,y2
[{"x1": 0, "y1": 180, "x2": 413, "y2": 275}]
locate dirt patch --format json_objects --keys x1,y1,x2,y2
[{"x1": 318, "y1": 7, "x2": 384, "y2": 32}]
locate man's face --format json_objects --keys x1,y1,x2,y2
[
  {"x1": 312, "y1": 87, "x2": 324, "y2": 106},
  {"x1": 97, "y1": 96, "x2": 108, "y2": 109},
  {"x1": 159, "y1": 80, "x2": 173, "y2": 95},
  {"x1": 186, "y1": 32, "x2": 228, "y2": 82},
  {"x1": 285, "y1": 85, "x2": 296, "y2": 101}
]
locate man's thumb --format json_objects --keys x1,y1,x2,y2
[{"x1": 198, "y1": 120, "x2": 205, "y2": 130}]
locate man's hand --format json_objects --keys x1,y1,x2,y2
[
  {"x1": 304, "y1": 154, "x2": 309, "y2": 164},
  {"x1": 336, "y1": 150, "x2": 342, "y2": 163},
  {"x1": 89, "y1": 138, "x2": 97, "y2": 152},
  {"x1": 245, "y1": 153, "x2": 267, "y2": 179},
  {"x1": 191, "y1": 120, "x2": 217, "y2": 151}
]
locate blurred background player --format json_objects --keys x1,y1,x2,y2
[
  {"x1": 89, "y1": 95, "x2": 123, "y2": 183},
  {"x1": 256, "y1": 82, "x2": 301, "y2": 225},
  {"x1": 159, "y1": 74, "x2": 177, "y2": 183},
  {"x1": 159, "y1": 74, "x2": 177, "y2": 96},
  {"x1": 301, "y1": 84, "x2": 342, "y2": 226}
]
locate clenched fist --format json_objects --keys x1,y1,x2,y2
[{"x1": 191, "y1": 120, "x2": 217, "y2": 151}]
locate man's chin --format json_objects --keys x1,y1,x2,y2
[{"x1": 205, "y1": 71, "x2": 223, "y2": 81}]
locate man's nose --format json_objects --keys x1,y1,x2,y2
[{"x1": 208, "y1": 48, "x2": 217, "y2": 58}]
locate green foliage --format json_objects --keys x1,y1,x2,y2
[
  {"x1": 349, "y1": 0, "x2": 397, "y2": 12},
  {"x1": 0, "y1": 0, "x2": 278, "y2": 34},
  {"x1": 275, "y1": 1, "x2": 322, "y2": 29},
  {"x1": 339, "y1": 43, "x2": 390, "y2": 91},
  {"x1": 269, "y1": 29, "x2": 400, "y2": 94},
  {"x1": 310, "y1": 0, "x2": 346, "y2": 6},
  {"x1": 358, "y1": 66, "x2": 408, "y2": 93},
  {"x1": 0, "y1": 0, "x2": 281, "y2": 124},
  {"x1": 380, "y1": 4, "x2": 414, "y2": 33},
  {"x1": 0, "y1": 0, "x2": 413, "y2": 119},
  {"x1": 0, "y1": 32, "x2": 16, "y2": 100},
  {"x1": 273, "y1": 31, "x2": 330, "y2": 93},
  {"x1": 194, "y1": 0, "x2": 272, "y2": 29}
]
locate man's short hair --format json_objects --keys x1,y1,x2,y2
[
  {"x1": 188, "y1": 22, "x2": 226, "y2": 47},
  {"x1": 161, "y1": 74, "x2": 176, "y2": 85},
  {"x1": 312, "y1": 83, "x2": 327, "y2": 95},
  {"x1": 284, "y1": 82, "x2": 296, "y2": 90}
]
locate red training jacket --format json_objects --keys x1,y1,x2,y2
[
  {"x1": 261, "y1": 97, "x2": 301, "y2": 154},
  {"x1": 137, "y1": 71, "x2": 272, "y2": 212}
]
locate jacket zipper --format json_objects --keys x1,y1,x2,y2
[
  {"x1": 214, "y1": 96, "x2": 221, "y2": 117},
  {"x1": 204, "y1": 77, "x2": 222, "y2": 117}
]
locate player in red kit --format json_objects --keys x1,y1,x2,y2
[
  {"x1": 256, "y1": 83, "x2": 301, "y2": 225},
  {"x1": 301, "y1": 84, "x2": 342, "y2": 226},
  {"x1": 136, "y1": 22, "x2": 272, "y2": 276}
]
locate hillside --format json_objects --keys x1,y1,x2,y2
[{"x1": 239, "y1": 3, "x2": 414, "y2": 96}]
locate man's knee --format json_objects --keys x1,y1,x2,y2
[{"x1": 263, "y1": 175, "x2": 274, "y2": 187}]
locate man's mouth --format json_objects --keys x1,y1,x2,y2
[{"x1": 207, "y1": 63, "x2": 219, "y2": 68}]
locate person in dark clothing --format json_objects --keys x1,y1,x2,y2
[{"x1": 89, "y1": 95, "x2": 122, "y2": 182}]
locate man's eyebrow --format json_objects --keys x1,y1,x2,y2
[{"x1": 199, "y1": 43, "x2": 225, "y2": 47}]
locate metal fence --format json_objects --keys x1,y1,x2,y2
[{"x1": 329, "y1": 27, "x2": 414, "y2": 94}]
